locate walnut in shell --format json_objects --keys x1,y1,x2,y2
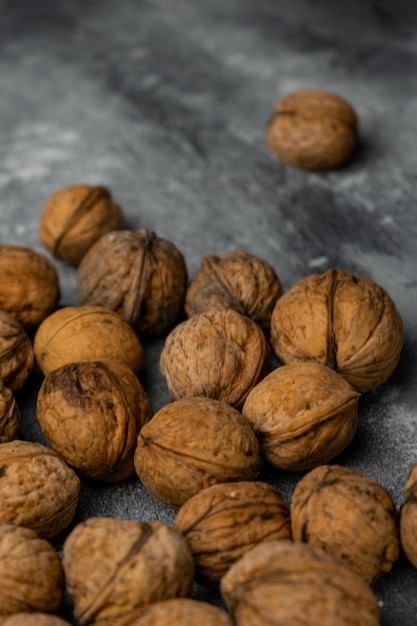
[
  {"x1": 290, "y1": 464, "x2": 399, "y2": 582},
  {"x1": 0, "y1": 380, "x2": 20, "y2": 443},
  {"x1": 270, "y1": 269, "x2": 403, "y2": 392},
  {"x1": 39, "y1": 185, "x2": 125, "y2": 266},
  {"x1": 400, "y1": 461, "x2": 417, "y2": 568},
  {"x1": 63, "y1": 517, "x2": 195, "y2": 626},
  {"x1": 0, "y1": 310, "x2": 34, "y2": 391},
  {"x1": 77, "y1": 229, "x2": 188, "y2": 336},
  {"x1": 174, "y1": 480, "x2": 291, "y2": 586},
  {"x1": 0, "y1": 439, "x2": 80, "y2": 539},
  {"x1": 36, "y1": 360, "x2": 153, "y2": 481},
  {"x1": 125, "y1": 598, "x2": 233, "y2": 626},
  {"x1": 135, "y1": 397, "x2": 260, "y2": 508},
  {"x1": 160, "y1": 308, "x2": 270, "y2": 409},
  {"x1": 1, "y1": 614, "x2": 71, "y2": 626},
  {"x1": 242, "y1": 362, "x2": 360, "y2": 471}
]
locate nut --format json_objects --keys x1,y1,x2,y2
[
  {"x1": 0, "y1": 380, "x2": 20, "y2": 444},
  {"x1": 160, "y1": 308, "x2": 270, "y2": 409},
  {"x1": 39, "y1": 184, "x2": 125, "y2": 266},
  {"x1": 242, "y1": 362, "x2": 360, "y2": 471},
  {"x1": 36, "y1": 360, "x2": 153, "y2": 481},
  {"x1": 77, "y1": 229, "x2": 188, "y2": 336},
  {"x1": 135, "y1": 397, "x2": 260, "y2": 508},
  {"x1": 266, "y1": 88, "x2": 358, "y2": 170},
  {"x1": 0, "y1": 310, "x2": 34, "y2": 391},
  {"x1": 1, "y1": 615, "x2": 71, "y2": 626},
  {"x1": 0, "y1": 439, "x2": 80, "y2": 539},
  {"x1": 33, "y1": 305, "x2": 144, "y2": 377},
  {"x1": 174, "y1": 480, "x2": 291, "y2": 586},
  {"x1": 124, "y1": 598, "x2": 234, "y2": 626},
  {"x1": 185, "y1": 250, "x2": 282, "y2": 331},
  {"x1": 290, "y1": 464, "x2": 400, "y2": 582},
  {"x1": 270, "y1": 269, "x2": 403, "y2": 393},
  {"x1": 400, "y1": 461, "x2": 417, "y2": 568},
  {"x1": 63, "y1": 517, "x2": 195, "y2": 626}
]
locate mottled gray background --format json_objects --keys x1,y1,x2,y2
[{"x1": 1, "y1": 0, "x2": 417, "y2": 623}]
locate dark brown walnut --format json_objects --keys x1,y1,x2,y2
[
  {"x1": 36, "y1": 360, "x2": 153, "y2": 482},
  {"x1": 291, "y1": 464, "x2": 399, "y2": 582},
  {"x1": 220, "y1": 540, "x2": 380, "y2": 626},
  {"x1": 400, "y1": 461, "x2": 417, "y2": 568},
  {"x1": 123, "y1": 598, "x2": 234, "y2": 626},
  {"x1": 63, "y1": 517, "x2": 195, "y2": 626},
  {"x1": 0, "y1": 522, "x2": 64, "y2": 618},
  {"x1": 33, "y1": 305, "x2": 144, "y2": 377},
  {"x1": 1, "y1": 614, "x2": 71, "y2": 626},
  {"x1": 185, "y1": 250, "x2": 282, "y2": 331},
  {"x1": 266, "y1": 88, "x2": 358, "y2": 170},
  {"x1": 39, "y1": 184, "x2": 125, "y2": 266},
  {"x1": 242, "y1": 362, "x2": 360, "y2": 471},
  {"x1": 0, "y1": 245, "x2": 60, "y2": 331},
  {"x1": 135, "y1": 397, "x2": 260, "y2": 508},
  {"x1": 270, "y1": 269, "x2": 403, "y2": 393},
  {"x1": 0, "y1": 380, "x2": 20, "y2": 443},
  {"x1": 77, "y1": 229, "x2": 188, "y2": 336},
  {"x1": 174, "y1": 480, "x2": 291, "y2": 586},
  {"x1": 0, "y1": 439, "x2": 80, "y2": 539},
  {"x1": 0, "y1": 310, "x2": 34, "y2": 391},
  {"x1": 160, "y1": 308, "x2": 270, "y2": 409}
]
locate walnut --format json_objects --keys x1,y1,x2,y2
[
  {"x1": 220, "y1": 539, "x2": 380, "y2": 626},
  {"x1": 63, "y1": 517, "x2": 195, "y2": 626},
  {"x1": 0, "y1": 245, "x2": 60, "y2": 331},
  {"x1": 160, "y1": 308, "x2": 270, "y2": 409},
  {"x1": 0, "y1": 310, "x2": 34, "y2": 391},
  {"x1": 134, "y1": 397, "x2": 260, "y2": 508},
  {"x1": 77, "y1": 229, "x2": 188, "y2": 336},
  {"x1": 270, "y1": 269, "x2": 403, "y2": 392},
  {"x1": 39, "y1": 185, "x2": 125, "y2": 266},
  {"x1": 0, "y1": 439, "x2": 80, "y2": 539},
  {"x1": 290, "y1": 464, "x2": 399, "y2": 582},
  {"x1": 0, "y1": 522, "x2": 64, "y2": 618},
  {"x1": 185, "y1": 250, "x2": 282, "y2": 331},
  {"x1": 242, "y1": 362, "x2": 360, "y2": 471},
  {"x1": 123, "y1": 598, "x2": 233, "y2": 626},
  {"x1": 36, "y1": 360, "x2": 153, "y2": 482},
  {"x1": 400, "y1": 461, "x2": 417, "y2": 568},
  {"x1": 174, "y1": 480, "x2": 291, "y2": 586},
  {"x1": 33, "y1": 305, "x2": 144, "y2": 377},
  {"x1": 0, "y1": 381, "x2": 20, "y2": 444},
  {"x1": 1, "y1": 615, "x2": 71, "y2": 626}
]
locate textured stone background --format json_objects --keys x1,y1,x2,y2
[{"x1": 1, "y1": 0, "x2": 417, "y2": 623}]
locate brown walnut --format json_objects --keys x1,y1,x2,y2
[
  {"x1": 0, "y1": 310, "x2": 34, "y2": 391},
  {"x1": 1, "y1": 615, "x2": 71, "y2": 626},
  {"x1": 124, "y1": 598, "x2": 234, "y2": 626},
  {"x1": 400, "y1": 461, "x2": 417, "y2": 568},
  {"x1": 0, "y1": 380, "x2": 20, "y2": 443}
]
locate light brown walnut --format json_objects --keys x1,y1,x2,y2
[
  {"x1": 0, "y1": 310, "x2": 34, "y2": 391},
  {"x1": 123, "y1": 598, "x2": 234, "y2": 626},
  {"x1": 0, "y1": 614, "x2": 71, "y2": 626},
  {"x1": 400, "y1": 461, "x2": 417, "y2": 568}
]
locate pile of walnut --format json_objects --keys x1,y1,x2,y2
[{"x1": 0, "y1": 181, "x2": 415, "y2": 626}]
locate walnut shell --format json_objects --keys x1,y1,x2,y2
[
  {"x1": 36, "y1": 360, "x2": 153, "y2": 481},
  {"x1": 174, "y1": 480, "x2": 291, "y2": 586},
  {"x1": 400, "y1": 461, "x2": 417, "y2": 568},
  {"x1": 135, "y1": 397, "x2": 260, "y2": 508},
  {"x1": 0, "y1": 310, "x2": 34, "y2": 391},
  {"x1": 0, "y1": 439, "x2": 80, "y2": 539},
  {"x1": 242, "y1": 362, "x2": 360, "y2": 471},
  {"x1": 0, "y1": 245, "x2": 60, "y2": 330},
  {"x1": 33, "y1": 305, "x2": 144, "y2": 377},
  {"x1": 185, "y1": 250, "x2": 282, "y2": 331},
  {"x1": 160, "y1": 308, "x2": 270, "y2": 409},
  {"x1": 39, "y1": 185, "x2": 125, "y2": 266},
  {"x1": 266, "y1": 89, "x2": 358, "y2": 170},
  {"x1": 77, "y1": 229, "x2": 188, "y2": 336},
  {"x1": 290, "y1": 464, "x2": 400, "y2": 582},
  {"x1": 125, "y1": 598, "x2": 233, "y2": 626},
  {"x1": 0, "y1": 380, "x2": 20, "y2": 443},
  {"x1": 63, "y1": 517, "x2": 195, "y2": 626},
  {"x1": 0, "y1": 522, "x2": 64, "y2": 617},
  {"x1": 220, "y1": 540, "x2": 380, "y2": 626},
  {"x1": 1, "y1": 614, "x2": 71, "y2": 626},
  {"x1": 270, "y1": 269, "x2": 403, "y2": 393}
]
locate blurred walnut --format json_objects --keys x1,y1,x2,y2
[
  {"x1": 1, "y1": 615, "x2": 71, "y2": 626},
  {"x1": 270, "y1": 269, "x2": 403, "y2": 392},
  {"x1": 242, "y1": 362, "x2": 360, "y2": 471},
  {"x1": 291, "y1": 464, "x2": 399, "y2": 582},
  {"x1": 63, "y1": 517, "x2": 195, "y2": 626},
  {"x1": 77, "y1": 229, "x2": 188, "y2": 336},
  {"x1": 36, "y1": 360, "x2": 153, "y2": 481},
  {"x1": 33, "y1": 305, "x2": 144, "y2": 376},
  {"x1": 124, "y1": 598, "x2": 233, "y2": 626},
  {"x1": 0, "y1": 310, "x2": 34, "y2": 391},
  {"x1": 39, "y1": 185, "x2": 124, "y2": 266},
  {"x1": 400, "y1": 461, "x2": 417, "y2": 568},
  {"x1": 0, "y1": 380, "x2": 20, "y2": 443},
  {"x1": 135, "y1": 397, "x2": 260, "y2": 508},
  {"x1": 160, "y1": 308, "x2": 270, "y2": 409}
]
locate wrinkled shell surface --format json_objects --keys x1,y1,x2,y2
[
  {"x1": 291, "y1": 464, "x2": 399, "y2": 582},
  {"x1": 125, "y1": 598, "x2": 233, "y2": 626},
  {"x1": 160, "y1": 308, "x2": 270, "y2": 409},
  {"x1": 1, "y1": 614, "x2": 71, "y2": 626},
  {"x1": 77, "y1": 229, "x2": 188, "y2": 336},
  {"x1": 135, "y1": 397, "x2": 260, "y2": 508},
  {"x1": 63, "y1": 517, "x2": 195, "y2": 626},
  {"x1": 270, "y1": 269, "x2": 403, "y2": 392},
  {"x1": 174, "y1": 480, "x2": 291, "y2": 585},
  {"x1": 33, "y1": 305, "x2": 144, "y2": 376},
  {"x1": 0, "y1": 310, "x2": 34, "y2": 391},
  {"x1": 400, "y1": 461, "x2": 417, "y2": 568},
  {"x1": 220, "y1": 540, "x2": 380, "y2": 626},
  {"x1": 36, "y1": 360, "x2": 153, "y2": 481},
  {"x1": 0, "y1": 439, "x2": 80, "y2": 538},
  {"x1": 0, "y1": 380, "x2": 20, "y2": 443},
  {"x1": 242, "y1": 362, "x2": 360, "y2": 471}
]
